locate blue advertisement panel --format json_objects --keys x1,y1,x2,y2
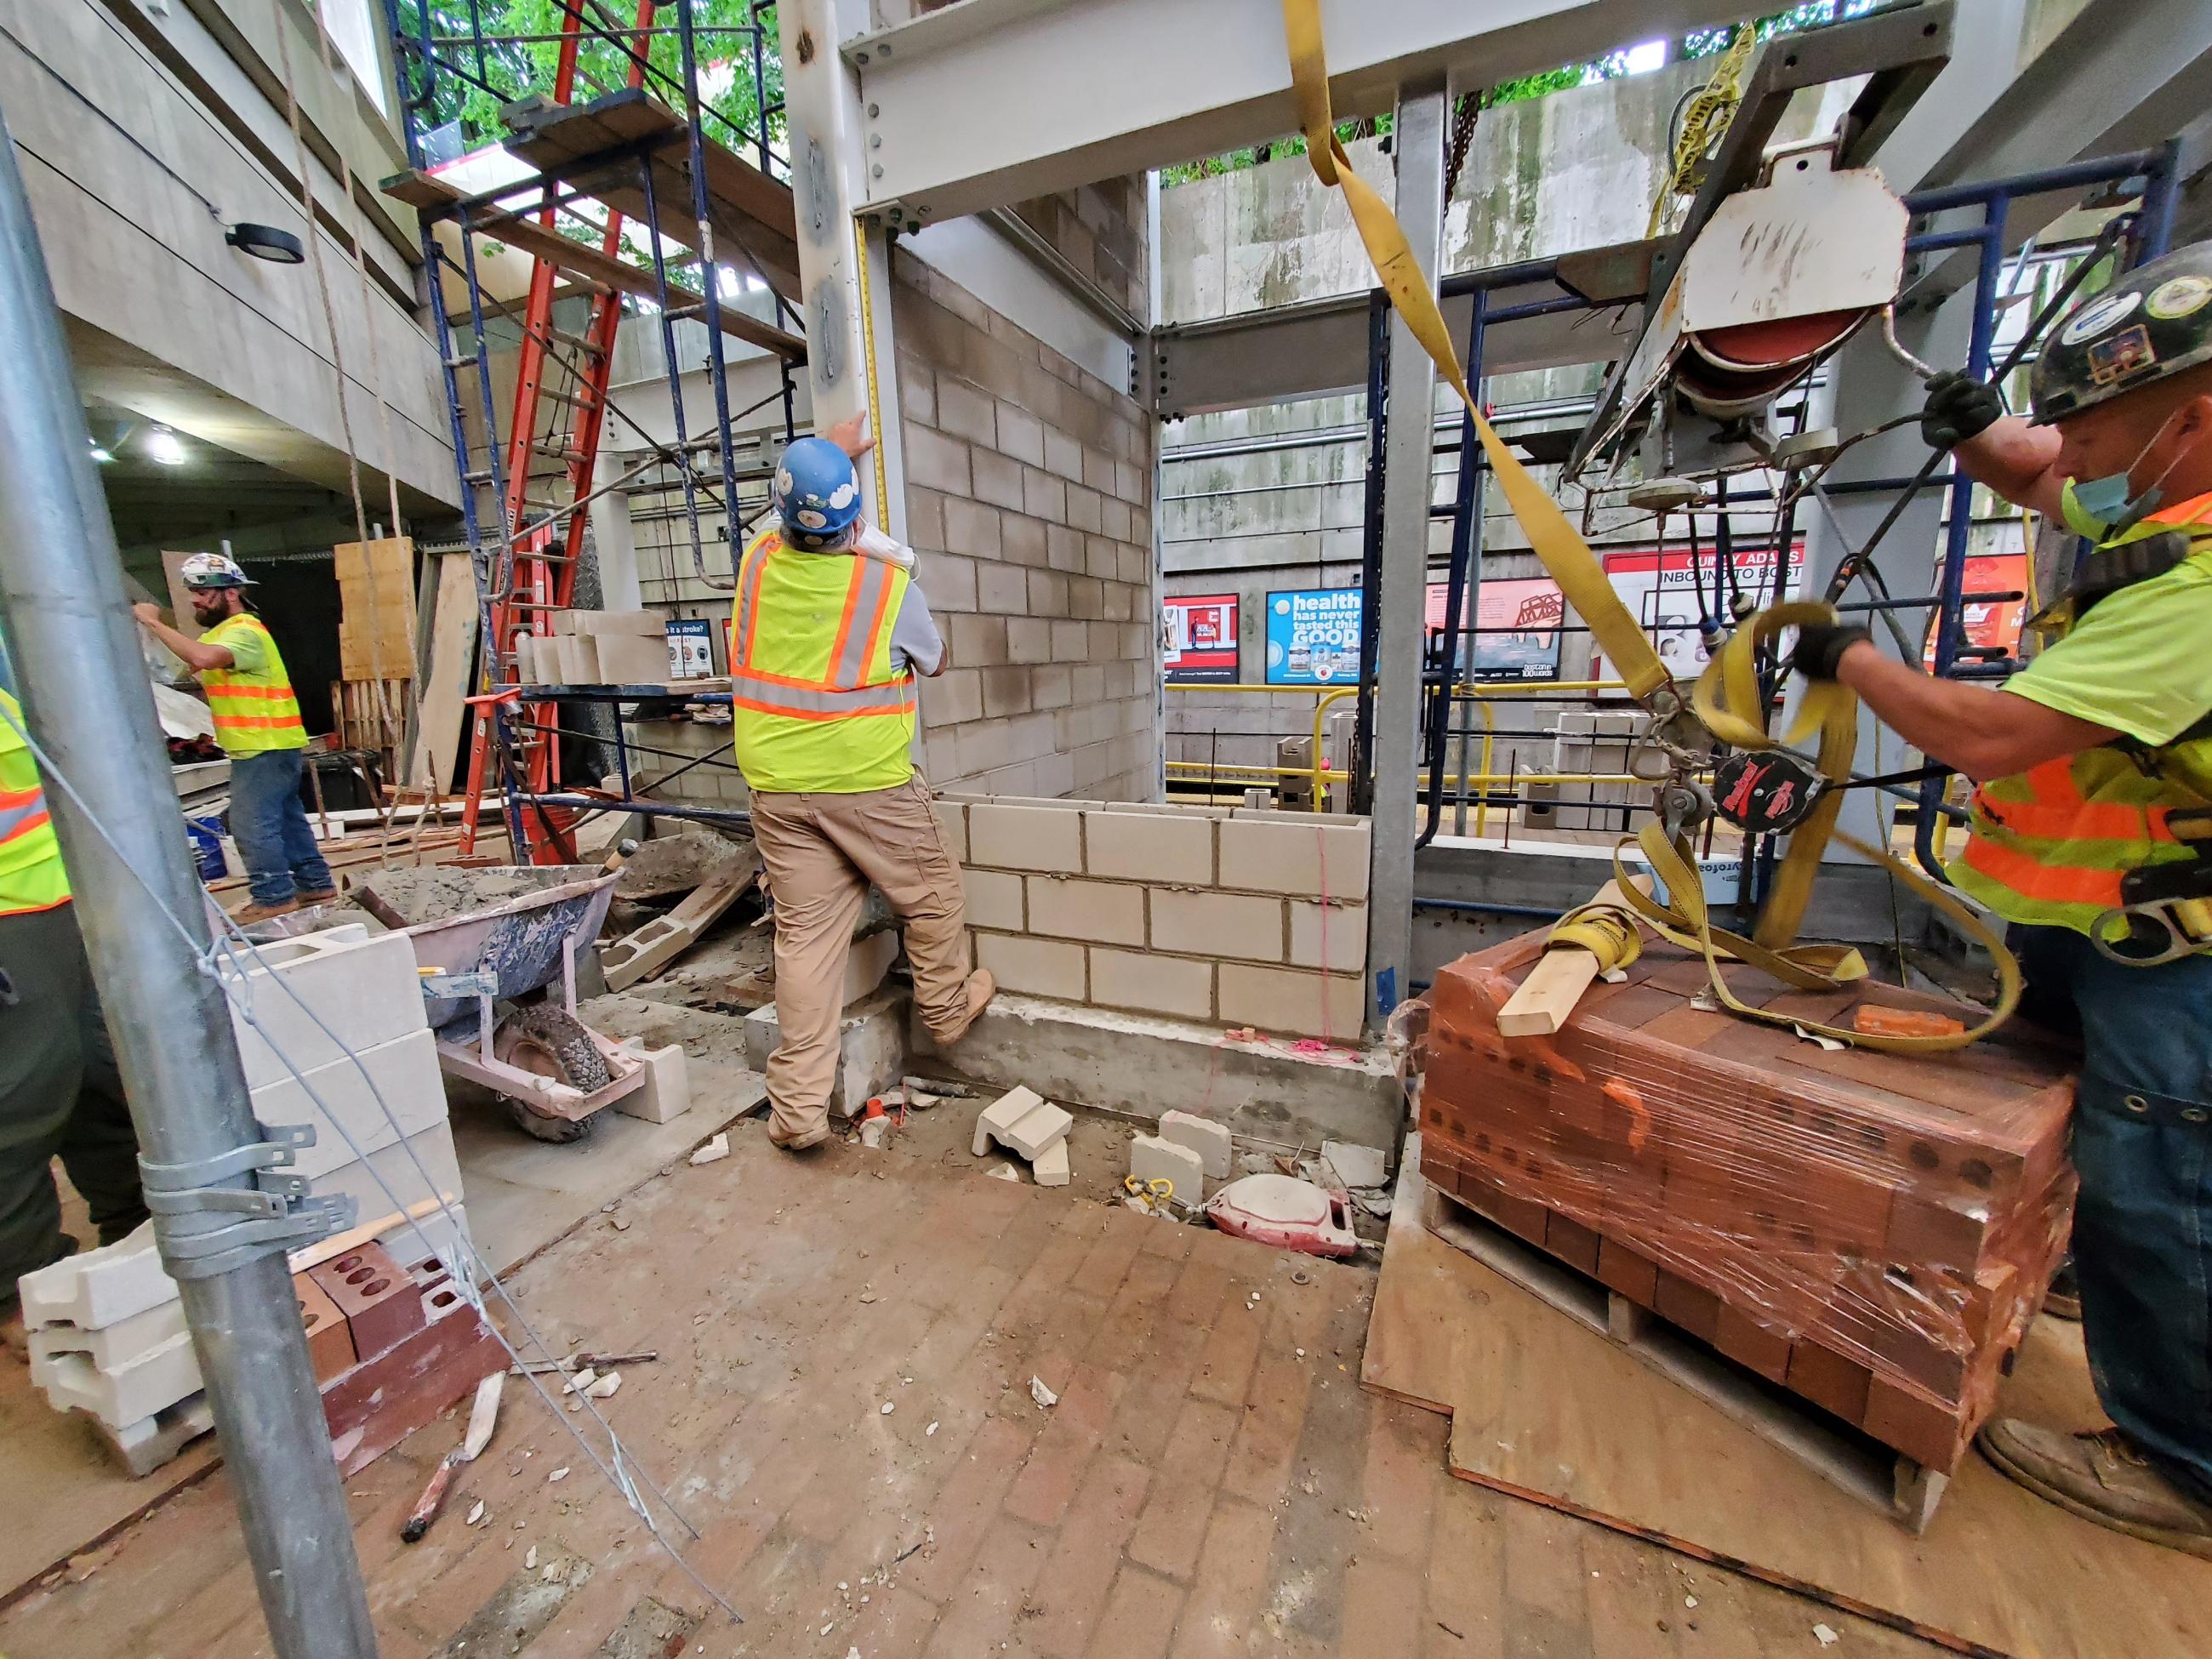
[{"x1": 1263, "y1": 587, "x2": 1363, "y2": 685}]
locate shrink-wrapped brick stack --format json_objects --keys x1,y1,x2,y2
[{"x1": 1417, "y1": 927, "x2": 2077, "y2": 1473}]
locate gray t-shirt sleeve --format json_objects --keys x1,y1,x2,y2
[{"x1": 891, "y1": 582, "x2": 944, "y2": 675}]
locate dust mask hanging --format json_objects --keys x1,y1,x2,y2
[{"x1": 2061, "y1": 411, "x2": 2203, "y2": 539}]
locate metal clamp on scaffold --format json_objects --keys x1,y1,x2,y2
[{"x1": 137, "y1": 1123, "x2": 357, "y2": 1280}]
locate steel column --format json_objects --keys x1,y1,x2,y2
[
  {"x1": 0, "y1": 115, "x2": 375, "y2": 1659},
  {"x1": 1365, "y1": 81, "x2": 1446, "y2": 1026}
]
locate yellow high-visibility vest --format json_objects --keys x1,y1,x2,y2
[
  {"x1": 728, "y1": 528, "x2": 917, "y2": 794},
  {"x1": 0, "y1": 688, "x2": 70, "y2": 915},
  {"x1": 200, "y1": 613, "x2": 307, "y2": 757}
]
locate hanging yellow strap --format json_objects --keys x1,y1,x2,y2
[{"x1": 1280, "y1": 0, "x2": 2016, "y2": 1053}]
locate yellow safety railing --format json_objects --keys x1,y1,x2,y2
[{"x1": 1166, "y1": 678, "x2": 1634, "y2": 818}]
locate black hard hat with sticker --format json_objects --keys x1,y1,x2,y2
[{"x1": 2030, "y1": 240, "x2": 2212, "y2": 423}]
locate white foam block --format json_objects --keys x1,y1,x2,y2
[
  {"x1": 220, "y1": 924, "x2": 428, "y2": 1090},
  {"x1": 250, "y1": 1026, "x2": 450, "y2": 1180}
]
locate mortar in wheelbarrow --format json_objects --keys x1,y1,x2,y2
[{"x1": 351, "y1": 865, "x2": 618, "y2": 1036}]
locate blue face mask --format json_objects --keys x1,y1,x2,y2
[{"x1": 2063, "y1": 470, "x2": 2156, "y2": 533}]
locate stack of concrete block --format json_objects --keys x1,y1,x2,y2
[
  {"x1": 219, "y1": 923, "x2": 470, "y2": 1267},
  {"x1": 1548, "y1": 708, "x2": 1647, "y2": 831},
  {"x1": 1129, "y1": 1109, "x2": 1232, "y2": 1207},
  {"x1": 938, "y1": 794, "x2": 1369, "y2": 1040},
  {"x1": 517, "y1": 608, "x2": 671, "y2": 687}
]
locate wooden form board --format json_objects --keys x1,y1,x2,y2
[
  {"x1": 158, "y1": 550, "x2": 202, "y2": 639},
  {"x1": 410, "y1": 550, "x2": 480, "y2": 792},
  {"x1": 334, "y1": 537, "x2": 417, "y2": 682},
  {"x1": 1363, "y1": 1137, "x2": 2212, "y2": 1658}
]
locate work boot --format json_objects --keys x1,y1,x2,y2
[
  {"x1": 234, "y1": 897, "x2": 300, "y2": 923},
  {"x1": 2043, "y1": 1257, "x2": 2082, "y2": 1321},
  {"x1": 294, "y1": 887, "x2": 339, "y2": 907},
  {"x1": 767, "y1": 1119, "x2": 830, "y2": 1152},
  {"x1": 938, "y1": 969, "x2": 997, "y2": 1046},
  {"x1": 1979, "y1": 1419, "x2": 2212, "y2": 1558}
]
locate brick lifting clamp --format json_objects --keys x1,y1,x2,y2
[{"x1": 1279, "y1": 0, "x2": 2021, "y2": 1052}]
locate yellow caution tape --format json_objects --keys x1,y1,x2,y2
[{"x1": 1280, "y1": 0, "x2": 2015, "y2": 1052}]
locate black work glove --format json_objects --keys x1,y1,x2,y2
[
  {"x1": 1789, "y1": 621, "x2": 1873, "y2": 682},
  {"x1": 1920, "y1": 369, "x2": 2004, "y2": 451}
]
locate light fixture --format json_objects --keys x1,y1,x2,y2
[
  {"x1": 87, "y1": 436, "x2": 114, "y2": 464},
  {"x1": 145, "y1": 426, "x2": 187, "y2": 466},
  {"x1": 225, "y1": 222, "x2": 305, "y2": 265}
]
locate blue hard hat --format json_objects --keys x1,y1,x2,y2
[{"x1": 772, "y1": 437, "x2": 864, "y2": 550}]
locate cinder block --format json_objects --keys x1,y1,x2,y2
[
  {"x1": 1130, "y1": 1133, "x2": 1205, "y2": 1205},
  {"x1": 219, "y1": 924, "x2": 427, "y2": 1091},
  {"x1": 612, "y1": 1040, "x2": 693, "y2": 1124},
  {"x1": 975, "y1": 933, "x2": 1086, "y2": 1001},
  {"x1": 31, "y1": 1331, "x2": 202, "y2": 1430},
  {"x1": 972, "y1": 1086, "x2": 1073, "y2": 1159},
  {"x1": 1217, "y1": 963, "x2": 1362, "y2": 1041},
  {"x1": 555, "y1": 633, "x2": 600, "y2": 683},
  {"x1": 1289, "y1": 900, "x2": 1367, "y2": 972},
  {"x1": 17, "y1": 1221, "x2": 174, "y2": 1332},
  {"x1": 311, "y1": 1125, "x2": 467, "y2": 1228},
  {"x1": 1087, "y1": 947, "x2": 1211, "y2": 1021},
  {"x1": 1025, "y1": 875, "x2": 1145, "y2": 945},
  {"x1": 92, "y1": 1392, "x2": 215, "y2": 1479},
  {"x1": 1032, "y1": 1140, "x2": 1071, "y2": 1187},
  {"x1": 549, "y1": 607, "x2": 584, "y2": 636},
  {"x1": 1217, "y1": 816, "x2": 1370, "y2": 899},
  {"x1": 743, "y1": 988, "x2": 908, "y2": 1119},
  {"x1": 966, "y1": 801, "x2": 1082, "y2": 871},
  {"x1": 962, "y1": 868, "x2": 1026, "y2": 932},
  {"x1": 311, "y1": 1240, "x2": 425, "y2": 1361},
  {"x1": 1159, "y1": 1109, "x2": 1232, "y2": 1179},
  {"x1": 576, "y1": 607, "x2": 664, "y2": 638},
  {"x1": 27, "y1": 1296, "x2": 190, "y2": 1372},
  {"x1": 591, "y1": 630, "x2": 672, "y2": 686},
  {"x1": 934, "y1": 798, "x2": 968, "y2": 863},
  {"x1": 1081, "y1": 807, "x2": 1213, "y2": 885},
  {"x1": 248, "y1": 1026, "x2": 450, "y2": 1181},
  {"x1": 845, "y1": 928, "x2": 902, "y2": 1003},
  {"x1": 1149, "y1": 889, "x2": 1285, "y2": 963}
]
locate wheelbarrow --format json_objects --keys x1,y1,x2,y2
[{"x1": 352, "y1": 865, "x2": 646, "y2": 1143}]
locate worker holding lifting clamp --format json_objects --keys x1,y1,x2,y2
[
  {"x1": 0, "y1": 643, "x2": 145, "y2": 1343},
  {"x1": 132, "y1": 552, "x2": 333, "y2": 923},
  {"x1": 1793, "y1": 242, "x2": 2212, "y2": 1556},
  {"x1": 731, "y1": 415, "x2": 995, "y2": 1151}
]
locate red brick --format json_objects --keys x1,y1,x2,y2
[
  {"x1": 1027, "y1": 1456, "x2": 1153, "y2": 1657},
  {"x1": 1005, "y1": 1363, "x2": 1126, "y2": 1525},
  {"x1": 1359, "y1": 1404, "x2": 1442, "y2": 1564},
  {"x1": 1105, "y1": 1318, "x2": 1210, "y2": 1466},
  {"x1": 921, "y1": 1516, "x2": 1049, "y2": 1658},
  {"x1": 1189, "y1": 1291, "x2": 1264, "y2": 1406},
  {"x1": 905, "y1": 1414, "x2": 1038, "y2": 1601},
  {"x1": 1220, "y1": 1345, "x2": 1312, "y2": 1507},
  {"x1": 1069, "y1": 1220, "x2": 1149, "y2": 1301},
  {"x1": 1127, "y1": 1398, "x2": 1240, "y2": 1579},
  {"x1": 841, "y1": 1583, "x2": 942, "y2": 1659},
  {"x1": 1338, "y1": 1557, "x2": 1425, "y2": 1658},
  {"x1": 1170, "y1": 1498, "x2": 1279, "y2": 1659},
  {"x1": 1084, "y1": 1247, "x2": 1183, "y2": 1365},
  {"x1": 1787, "y1": 1339, "x2": 1874, "y2": 1426},
  {"x1": 1084, "y1": 1566, "x2": 1184, "y2": 1659}
]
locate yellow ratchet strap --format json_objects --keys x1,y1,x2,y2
[
  {"x1": 1281, "y1": 0, "x2": 2019, "y2": 1052},
  {"x1": 1548, "y1": 897, "x2": 1644, "y2": 975}
]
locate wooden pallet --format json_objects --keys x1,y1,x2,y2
[{"x1": 1423, "y1": 1178, "x2": 1947, "y2": 1529}]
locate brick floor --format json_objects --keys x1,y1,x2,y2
[{"x1": 0, "y1": 1126, "x2": 1951, "y2": 1658}]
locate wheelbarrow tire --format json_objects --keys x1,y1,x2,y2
[{"x1": 495, "y1": 1004, "x2": 611, "y2": 1143}]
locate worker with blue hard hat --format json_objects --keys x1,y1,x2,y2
[{"x1": 732, "y1": 414, "x2": 994, "y2": 1150}]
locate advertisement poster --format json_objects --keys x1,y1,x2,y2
[
  {"x1": 1264, "y1": 587, "x2": 1363, "y2": 685},
  {"x1": 1162, "y1": 594, "x2": 1240, "y2": 683},
  {"x1": 1424, "y1": 577, "x2": 1565, "y2": 682},
  {"x1": 666, "y1": 617, "x2": 715, "y2": 680},
  {"x1": 1595, "y1": 543, "x2": 1805, "y2": 681},
  {"x1": 1924, "y1": 552, "x2": 2031, "y2": 668}
]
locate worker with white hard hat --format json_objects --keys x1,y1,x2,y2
[
  {"x1": 134, "y1": 552, "x2": 333, "y2": 922},
  {"x1": 731, "y1": 415, "x2": 994, "y2": 1150},
  {"x1": 1791, "y1": 240, "x2": 2212, "y2": 1556}
]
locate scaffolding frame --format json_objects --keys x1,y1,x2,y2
[{"x1": 379, "y1": 0, "x2": 801, "y2": 861}]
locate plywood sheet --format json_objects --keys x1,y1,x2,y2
[
  {"x1": 334, "y1": 537, "x2": 417, "y2": 682},
  {"x1": 412, "y1": 551, "x2": 479, "y2": 792},
  {"x1": 1365, "y1": 1160, "x2": 2212, "y2": 1658}
]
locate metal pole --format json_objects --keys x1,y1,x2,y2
[{"x1": 0, "y1": 115, "x2": 376, "y2": 1657}]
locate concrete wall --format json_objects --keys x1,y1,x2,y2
[
  {"x1": 892, "y1": 245, "x2": 1160, "y2": 801},
  {"x1": 936, "y1": 794, "x2": 1369, "y2": 1040},
  {"x1": 4, "y1": 0, "x2": 453, "y2": 510}
]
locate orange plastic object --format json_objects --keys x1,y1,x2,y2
[{"x1": 1851, "y1": 1005, "x2": 1968, "y2": 1040}]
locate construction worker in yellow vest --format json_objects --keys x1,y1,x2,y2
[
  {"x1": 733, "y1": 416, "x2": 994, "y2": 1150},
  {"x1": 133, "y1": 552, "x2": 334, "y2": 922},
  {"x1": 0, "y1": 660, "x2": 145, "y2": 1335},
  {"x1": 1790, "y1": 242, "x2": 2212, "y2": 1557}
]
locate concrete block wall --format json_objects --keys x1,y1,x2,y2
[
  {"x1": 893, "y1": 249, "x2": 1160, "y2": 802},
  {"x1": 937, "y1": 793, "x2": 1369, "y2": 1040}
]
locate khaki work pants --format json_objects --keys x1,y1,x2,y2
[{"x1": 749, "y1": 774, "x2": 968, "y2": 1140}]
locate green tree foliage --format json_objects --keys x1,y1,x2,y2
[{"x1": 390, "y1": 1, "x2": 782, "y2": 162}]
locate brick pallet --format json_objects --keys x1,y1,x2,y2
[{"x1": 1418, "y1": 928, "x2": 2076, "y2": 1479}]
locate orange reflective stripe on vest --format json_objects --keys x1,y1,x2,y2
[
  {"x1": 0, "y1": 689, "x2": 69, "y2": 914},
  {"x1": 201, "y1": 615, "x2": 306, "y2": 755},
  {"x1": 0, "y1": 782, "x2": 52, "y2": 848},
  {"x1": 1969, "y1": 757, "x2": 2181, "y2": 846}
]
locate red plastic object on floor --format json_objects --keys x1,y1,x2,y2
[{"x1": 1203, "y1": 1174, "x2": 1360, "y2": 1259}]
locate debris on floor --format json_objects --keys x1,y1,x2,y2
[
  {"x1": 1029, "y1": 1375, "x2": 1059, "y2": 1410},
  {"x1": 687, "y1": 1132, "x2": 731, "y2": 1166},
  {"x1": 969, "y1": 1085, "x2": 1073, "y2": 1169}
]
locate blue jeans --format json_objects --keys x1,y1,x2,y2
[
  {"x1": 2015, "y1": 925, "x2": 2212, "y2": 1502},
  {"x1": 227, "y1": 748, "x2": 333, "y2": 907}
]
